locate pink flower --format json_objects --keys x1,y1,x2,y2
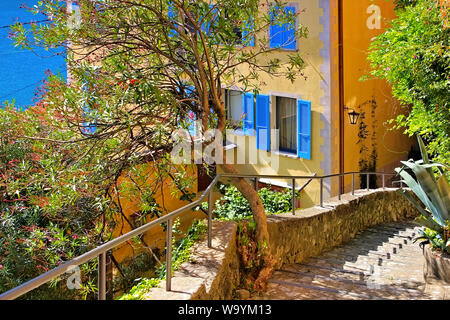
[
  {"x1": 413, "y1": 55, "x2": 418, "y2": 59},
  {"x1": 0, "y1": 265, "x2": 3, "y2": 269},
  {"x1": 188, "y1": 112, "x2": 195, "y2": 120},
  {"x1": 386, "y1": 67, "x2": 390, "y2": 71}
]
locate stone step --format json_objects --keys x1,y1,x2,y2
[
  {"x1": 363, "y1": 227, "x2": 418, "y2": 239},
  {"x1": 349, "y1": 231, "x2": 420, "y2": 247},
  {"x1": 270, "y1": 267, "x2": 424, "y2": 300},
  {"x1": 324, "y1": 250, "x2": 424, "y2": 268},
  {"x1": 301, "y1": 255, "x2": 424, "y2": 283},
  {"x1": 294, "y1": 261, "x2": 426, "y2": 291},
  {"x1": 342, "y1": 236, "x2": 423, "y2": 255},
  {"x1": 279, "y1": 266, "x2": 426, "y2": 297},
  {"x1": 328, "y1": 244, "x2": 425, "y2": 263},
  {"x1": 322, "y1": 252, "x2": 424, "y2": 271}
]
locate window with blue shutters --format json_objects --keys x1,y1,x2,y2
[
  {"x1": 242, "y1": 93, "x2": 255, "y2": 136},
  {"x1": 297, "y1": 100, "x2": 311, "y2": 160},
  {"x1": 274, "y1": 95, "x2": 311, "y2": 159},
  {"x1": 269, "y1": 5, "x2": 297, "y2": 50},
  {"x1": 256, "y1": 94, "x2": 270, "y2": 151}
]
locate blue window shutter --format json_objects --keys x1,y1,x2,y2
[
  {"x1": 270, "y1": 6, "x2": 296, "y2": 50},
  {"x1": 269, "y1": 25, "x2": 283, "y2": 48},
  {"x1": 256, "y1": 94, "x2": 270, "y2": 151},
  {"x1": 297, "y1": 100, "x2": 311, "y2": 160},
  {"x1": 168, "y1": 3, "x2": 177, "y2": 38},
  {"x1": 283, "y1": 6, "x2": 296, "y2": 50},
  {"x1": 242, "y1": 19, "x2": 255, "y2": 47},
  {"x1": 242, "y1": 93, "x2": 255, "y2": 135}
]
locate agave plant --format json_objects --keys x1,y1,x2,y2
[{"x1": 395, "y1": 135, "x2": 450, "y2": 254}]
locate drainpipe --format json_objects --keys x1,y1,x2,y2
[{"x1": 338, "y1": 0, "x2": 345, "y2": 194}]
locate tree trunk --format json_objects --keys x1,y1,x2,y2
[{"x1": 221, "y1": 161, "x2": 275, "y2": 291}]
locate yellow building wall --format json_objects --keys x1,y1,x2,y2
[
  {"x1": 220, "y1": 0, "x2": 329, "y2": 209},
  {"x1": 341, "y1": 0, "x2": 414, "y2": 191},
  {"x1": 222, "y1": 0, "x2": 415, "y2": 207}
]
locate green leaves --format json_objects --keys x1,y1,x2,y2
[
  {"x1": 367, "y1": 0, "x2": 449, "y2": 167},
  {"x1": 396, "y1": 135, "x2": 449, "y2": 253},
  {"x1": 211, "y1": 184, "x2": 298, "y2": 221}
]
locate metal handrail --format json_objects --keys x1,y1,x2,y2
[{"x1": 0, "y1": 170, "x2": 398, "y2": 300}]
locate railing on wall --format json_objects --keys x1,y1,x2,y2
[{"x1": 0, "y1": 171, "x2": 400, "y2": 300}]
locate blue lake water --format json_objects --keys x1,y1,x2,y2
[{"x1": 0, "y1": 0, "x2": 66, "y2": 110}]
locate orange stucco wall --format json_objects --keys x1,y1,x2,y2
[
  {"x1": 340, "y1": 0, "x2": 414, "y2": 191},
  {"x1": 111, "y1": 163, "x2": 205, "y2": 263}
]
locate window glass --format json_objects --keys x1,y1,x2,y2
[
  {"x1": 225, "y1": 89, "x2": 244, "y2": 125},
  {"x1": 276, "y1": 96, "x2": 297, "y2": 153}
]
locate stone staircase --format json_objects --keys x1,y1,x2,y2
[{"x1": 255, "y1": 222, "x2": 449, "y2": 300}]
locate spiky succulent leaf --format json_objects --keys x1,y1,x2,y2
[
  {"x1": 401, "y1": 161, "x2": 448, "y2": 220},
  {"x1": 398, "y1": 189, "x2": 445, "y2": 231},
  {"x1": 436, "y1": 175, "x2": 450, "y2": 213},
  {"x1": 417, "y1": 135, "x2": 430, "y2": 165},
  {"x1": 394, "y1": 167, "x2": 443, "y2": 225}
]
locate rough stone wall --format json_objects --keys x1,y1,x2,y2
[{"x1": 267, "y1": 190, "x2": 420, "y2": 269}]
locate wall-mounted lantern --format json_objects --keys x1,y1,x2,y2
[{"x1": 344, "y1": 106, "x2": 360, "y2": 125}]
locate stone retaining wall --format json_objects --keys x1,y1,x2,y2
[
  {"x1": 267, "y1": 189, "x2": 419, "y2": 269},
  {"x1": 148, "y1": 189, "x2": 419, "y2": 299}
]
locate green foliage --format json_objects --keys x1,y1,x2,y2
[
  {"x1": 116, "y1": 278, "x2": 161, "y2": 300},
  {"x1": 0, "y1": 115, "x2": 104, "y2": 299},
  {"x1": 207, "y1": 184, "x2": 299, "y2": 221},
  {"x1": 394, "y1": 0, "x2": 418, "y2": 9},
  {"x1": 396, "y1": 136, "x2": 450, "y2": 254},
  {"x1": 367, "y1": 0, "x2": 449, "y2": 166},
  {"x1": 414, "y1": 228, "x2": 449, "y2": 253},
  {"x1": 117, "y1": 219, "x2": 207, "y2": 300}
]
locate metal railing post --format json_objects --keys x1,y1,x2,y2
[
  {"x1": 166, "y1": 218, "x2": 173, "y2": 291},
  {"x1": 292, "y1": 178, "x2": 296, "y2": 215},
  {"x1": 366, "y1": 174, "x2": 370, "y2": 191},
  {"x1": 351, "y1": 173, "x2": 355, "y2": 196},
  {"x1": 254, "y1": 177, "x2": 259, "y2": 191},
  {"x1": 338, "y1": 176, "x2": 341, "y2": 200},
  {"x1": 208, "y1": 191, "x2": 213, "y2": 248},
  {"x1": 98, "y1": 252, "x2": 106, "y2": 300},
  {"x1": 320, "y1": 178, "x2": 324, "y2": 207},
  {"x1": 382, "y1": 174, "x2": 385, "y2": 189}
]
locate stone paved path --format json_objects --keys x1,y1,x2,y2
[{"x1": 254, "y1": 222, "x2": 449, "y2": 300}]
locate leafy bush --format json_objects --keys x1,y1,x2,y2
[
  {"x1": 211, "y1": 184, "x2": 299, "y2": 221},
  {"x1": 367, "y1": 0, "x2": 450, "y2": 166},
  {"x1": 0, "y1": 123, "x2": 103, "y2": 299}
]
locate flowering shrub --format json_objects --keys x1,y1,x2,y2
[{"x1": 0, "y1": 108, "x2": 107, "y2": 299}]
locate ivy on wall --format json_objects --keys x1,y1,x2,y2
[{"x1": 357, "y1": 98, "x2": 378, "y2": 189}]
